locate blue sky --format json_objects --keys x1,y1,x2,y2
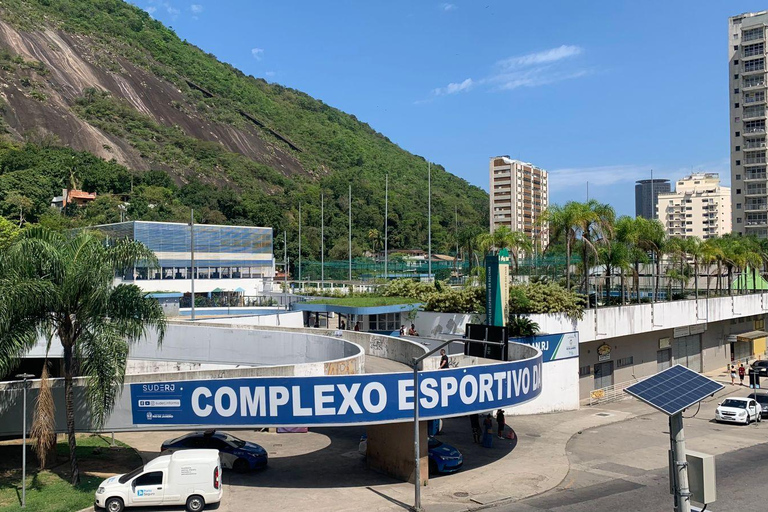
[{"x1": 137, "y1": 1, "x2": 765, "y2": 217}]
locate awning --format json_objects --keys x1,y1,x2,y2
[{"x1": 736, "y1": 330, "x2": 768, "y2": 342}]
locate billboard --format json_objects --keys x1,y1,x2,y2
[
  {"x1": 130, "y1": 354, "x2": 542, "y2": 427},
  {"x1": 512, "y1": 332, "x2": 579, "y2": 363}
]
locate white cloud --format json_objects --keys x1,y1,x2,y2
[
  {"x1": 145, "y1": 6, "x2": 157, "y2": 14},
  {"x1": 440, "y1": 3, "x2": 457, "y2": 11},
  {"x1": 432, "y1": 78, "x2": 473, "y2": 96},
  {"x1": 421, "y1": 44, "x2": 587, "y2": 102},
  {"x1": 547, "y1": 164, "x2": 650, "y2": 193},
  {"x1": 190, "y1": 3, "x2": 203, "y2": 14},
  {"x1": 265, "y1": 71, "x2": 276, "y2": 78},
  {"x1": 251, "y1": 47, "x2": 265, "y2": 60},
  {"x1": 496, "y1": 45, "x2": 583, "y2": 70}
]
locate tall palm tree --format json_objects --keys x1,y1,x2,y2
[
  {"x1": 635, "y1": 217, "x2": 666, "y2": 301},
  {"x1": 577, "y1": 201, "x2": 615, "y2": 294},
  {"x1": 541, "y1": 202, "x2": 581, "y2": 290},
  {"x1": 702, "y1": 237, "x2": 726, "y2": 296},
  {"x1": 476, "y1": 226, "x2": 533, "y2": 273},
  {"x1": 0, "y1": 228, "x2": 166, "y2": 484}
]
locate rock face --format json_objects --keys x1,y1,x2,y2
[{"x1": 0, "y1": 20, "x2": 306, "y2": 181}]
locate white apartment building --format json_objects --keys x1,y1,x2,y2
[
  {"x1": 489, "y1": 156, "x2": 548, "y2": 250},
  {"x1": 657, "y1": 173, "x2": 731, "y2": 239},
  {"x1": 730, "y1": 11, "x2": 768, "y2": 236}
]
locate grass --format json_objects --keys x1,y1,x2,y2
[
  {"x1": 305, "y1": 296, "x2": 419, "y2": 307},
  {"x1": 0, "y1": 434, "x2": 141, "y2": 512}
]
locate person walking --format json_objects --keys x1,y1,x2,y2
[
  {"x1": 469, "y1": 414, "x2": 481, "y2": 443},
  {"x1": 496, "y1": 409, "x2": 506, "y2": 439},
  {"x1": 482, "y1": 414, "x2": 494, "y2": 448},
  {"x1": 399, "y1": 324, "x2": 405, "y2": 336},
  {"x1": 354, "y1": 321, "x2": 360, "y2": 332},
  {"x1": 439, "y1": 349, "x2": 449, "y2": 370},
  {"x1": 730, "y1": 364, "x2": 736, "y2": 385},
  {"x1": 739, "y1": 363, "x2": 746, "y2": 386}
]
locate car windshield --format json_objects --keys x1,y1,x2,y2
[
  {"x1": 721, "y1": 399, "x2": 748, "y2": 408},
  {"x1": 755, "y1": 361, "x2": 768, "y2": 367},
  {"x1": 428, "y1": 438, "x2": 442, "y2": 449},
  {"x1": 750, "y1": 394, "x2": 768, "y2": 404},
  {"x1": 218, "y1": 433, "x2": 245, "y2": 448},
  {"x1": 118, "y1": 465, "x2": 144, "y2": 484}
]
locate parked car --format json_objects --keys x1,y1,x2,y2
[
  {"x1": 715, "y1": 397, "x2": 763, "y2": 425},
  {"x1": 95, "y1": 449, "x2": 222, "y2": 512},
  {"x1": 748, "y1": 391, "x2": 768, "y2": 417},
  {"x1": 751, "y1": 360, "x2": 768, "y2": 377},
  {"x1": 427, "y1": 437, "x2": 463, "y2": 474},
  {"x1": 161, "y1": 431, "x2": 267, "y2": 472}
]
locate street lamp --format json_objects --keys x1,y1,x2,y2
[{"x1": 15, "y1": 373, "x2": 34, "y2": 509}]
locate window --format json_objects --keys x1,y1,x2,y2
[
  {"x1": 735, "y1": 45, "x2": 740, "y2": 51},
  {"x1": 368, "y1": 313, "x2": 400, "y2": 332},
  {"x1": 738, "y1": 217, "x2": 743, "y2": 223},
  {"x1": 735, "y1": 74, "x2": 740, "y2": 79},
  {"x1": 737, "y1": 189, "x2": 742, "y2": 194},
  {"x1": 744, "y1": 27, "x2": 764, "y2": 42},
  {"x1": 735, "y1": 60, "x2": 740, "y2": 65},
  {"x1": 744, "y1": 42, "x2": 765, "y2": 57},
  {"x1": 745, "y1": 119, "x2": 766, "y2": 133},
  {"x1": 745, "y1": 58, "x2": 765, "y2": 72},
  {"x1": 736, "y1": 103, "x2": 740, "y2": 109},
  {"x1": 744, "y1": 75, "x2": 766, "y2": 88},
  {"x1": 579, "y1": 365, "x2": 591, "y2": 377},
  {"x1": 615, "y1": 356, "x2": 633, "y2": 368},
  {"x1": 737, "y1": 131, "x2": 741, "y2": 136},
  {"x1": 738, "y1": 203, "x2": 742, "y2": 209},
  {"x1": 737, "y1": 160, "x2": 741, "y2": 165},
  {"x1": 134, "y1": 471, "x2": 163, "y2": 487},
  {"x1": 737, "y1": 147, "x2": 741, "y2": 152}
]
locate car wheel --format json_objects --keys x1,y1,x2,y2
[
  {"x1": 186, "y1": 495, "x2": 205, "y2": 512},
  {"x1": 105, "y1": 497, "x2": 125, "y2": 512},
  {"x1": 758, "y1": 413, "x2": 762, "y2": 423},
  {"x1": 233, "y1": 458, "x2": 250, "y2": 473}
]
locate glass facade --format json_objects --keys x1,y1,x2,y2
[{"x1": 95, "y1": 221, "x2": 273, "y2": 281}]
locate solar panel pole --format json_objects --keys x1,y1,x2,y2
[{"x1": 669, "y1": 412, "x2": 692, "y2": 512}]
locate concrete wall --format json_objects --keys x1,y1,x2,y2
[
  {"x1": 366, "y1": 421, "x2": 428, "y2": 484},
  {"x1": 508, "y1": 358, "x2": 580, "y2": 415},
  {"x1": 529, "y1": 293, "x2": 768, "y2": 342},
  {"x1": 26, "y1": 323, "x2": 362, "y2": 368},
  {"x1": 412, "y1": 311, "x2": 478, "y2": 338},
  {"x1": 196, "y1": 311, "x2": 304, "y2": 328}
]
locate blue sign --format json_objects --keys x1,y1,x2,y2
[
  {"x1": 130, "y1": 354, "x2": 542, "y2": 427},
  {"x1": 513, "y1": 333, "x2": 578, "y2": 363}
]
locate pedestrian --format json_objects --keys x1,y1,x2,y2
[
  {"x1": 739, "y1": 363, "x2": 746, "y2": 385},
  {"x1": 439, "y1": 349, "x2": 449, "y2": 370},
  {"x1": 354, "y1": 321, "x2": 361, "y2": 332},
  {"x1": 496, "y1": 409, "x2": 505, "y2": 439},
  {"x1": 469, "y1": 414, "x2": 481, "y2": 443},
  {"x1": 482, "y1": 414, "x2": 493, "y2": 448},
  {"x1": 340, "y1": 320, "x2": 346, "y2": 330},
  {"x1": 730, "y1": 364, "x2": 736, "y2": 385},
  {"x1": 399, "y1": 325, "x2": 405, "y2": 336},
  {"x1": 314, "y1": 317, "x2": 320, "y2": 328},
  {"x1": 408, "y1": 323, "x2": 419, "y2": 336}
]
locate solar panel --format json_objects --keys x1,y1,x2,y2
[{"x1": 624, "y1": 364, "x2": 724, "y2": 416}]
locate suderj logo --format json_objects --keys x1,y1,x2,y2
[{"x1": 146, "y1": 412, "x2": 153, "y2": 421}]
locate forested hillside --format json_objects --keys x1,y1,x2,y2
[{"x1": 0, "y1": 0, "x2": 489, "y2": 257}]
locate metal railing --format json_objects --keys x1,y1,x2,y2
[{"x1": 588, "y1": 375, "x2": 650, "y2": 406}]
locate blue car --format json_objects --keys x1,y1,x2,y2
[
  {"x1": 428, "y1": 437, "x2": 463, "y2": 474},
  {"x1": 161, "y1": 431, "x2": 268, "y2": 472}
]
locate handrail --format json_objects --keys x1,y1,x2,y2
[{"x1": 588, "y1": 375, "x2": 650, "y2": 406}]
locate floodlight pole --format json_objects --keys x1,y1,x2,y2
[
  {"x1": 410, "y1": 338, "x2": 461, "y2": 512},
  {"x1": 16, "y1": 373, "x2": 34, "y2": 509},
  {"x1": 190, "y1": 209, "x2": 196, "y2": 321},
  {"x1": 669, "y1": 412, "x2": 692, "y2": 512}
]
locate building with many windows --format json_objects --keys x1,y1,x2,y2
[
  {"x1": 634, "y1": 179, "x2": 670, "y2": 219},
  {"x1": 94, "y1": 221, "x2": 275, "y2": 295},
  {"x1": 730, "y1": 11, "x2": 768, "y2": 236},
  {"x1": 656, "y1": 173, "x2": 731, "y2": 239},
  {"x1": 489, "y1": 156, "x2": 548, "y2": 250}
]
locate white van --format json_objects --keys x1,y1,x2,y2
[{"x1": 95, "y1": 449, "x2": 223, "y2": 512}]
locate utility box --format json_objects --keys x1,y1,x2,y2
[{"x1": 670, "y1": 450, "x2": 716, "y2": 505}]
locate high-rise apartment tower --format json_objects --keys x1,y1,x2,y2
[
  {"x1": 657, "y1": 173, "x2": 732, "y2": 239},
  {"x1": 635, "y1": 179, "x2": 671, "y2": 219},
  {"x1": 730, "y1": 11, "x2": 768, "y2": 236},
  {"x1": 489, "y1": 156, "x2": 548, "y2": 250}
]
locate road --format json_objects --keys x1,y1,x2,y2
[{"x1": 498, "y1": 399, "x2": 768, "y2": 512}]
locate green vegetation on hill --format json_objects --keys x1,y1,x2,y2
[{"x1": 0, "y1": 0, "x2": 489, "y2": 259}]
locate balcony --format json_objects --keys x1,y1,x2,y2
[
  {"x1": 745, "y1": 187, "x2": 768, "y2": 196},
  {"x1": 745, "y1": 155, "x2": 767, "y2": 164},
  {"x1": 743, "y1": 109, "x2": 767, "y2": 121},
  {"x1": 745, "y1": 126, "x2": 767, "y2": 134},
  {"x1": 743, "y1": 75, "x2": 767, "y2": 89},
  {"x1": 745, "y1": 172, "x2": 767, "y2": 180}
]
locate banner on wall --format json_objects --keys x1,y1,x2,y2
[
  {"x1": 130, "y1": 353, "x2": 543, "y2": 427},
  {"x1": 485, "y1": 248, "x2": 510, "y2": 327},
  {"x1": 512, "y1": 332, "x2": 579, "y2": 363}
]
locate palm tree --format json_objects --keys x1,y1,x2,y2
[
  {"x1": 541, "y1": 203, "x2": 581, "y2": 290},
  {"x1": 635, "y1": 217, "x2": 666, "y2": 301},
  {"x1": 577, "y1": 201, "x2": 615, "y2": 294},
  {"x1": 0, "y1": 227, "x2": 166, "y2": 484},
  {"x1": 476, "y1": 226, "x2": 533, "y2": 273},
  {"x1": 702, "y1": 237, "x2": 726, "y2": 296}
]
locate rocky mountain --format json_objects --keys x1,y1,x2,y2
[{"x1": 0, "y1": 0, "x2": 489, "y2": 255}]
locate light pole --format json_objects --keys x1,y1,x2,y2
[
  {"x1": 16, "y1": 373, "x2": 34, "y2": 509},
  {"x1": 189, "y1": 209, "x2": 196, "y2": 321},
  {"x1": 410, "y1": 338, "x2": 461, "y2": 512}
]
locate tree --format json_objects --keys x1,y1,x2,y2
[
  {"x1": 0, "y1": 215, "x2": 20, "y2": 249},
  {"x1": 4, "y1": 191, "x2": 33, "y2": 227},
  {"x1": 0, "y1": 228, "x2": 166, "y2": 484},
  {"x1": 476, "y1": 226, "x2": 533, "y2": 273},
  {"x1": 635, "y1": 217, "x2": 666, "y2": 301}
]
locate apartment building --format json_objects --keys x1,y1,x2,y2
[
  {"x1": 489, "y1": 156, "x2": 548, "y2": 250},
  {"x1": 730, "y1": 11, "x2": 768, "y2": 236},
  {"x1": 634, "y1": 179, "x2": 670, "y2": 219},
  {"x1": 657, "y1": 173, "x2": 731, "y2": 239}
]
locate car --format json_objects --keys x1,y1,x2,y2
[
  {"x1": 715, "y1": 397, "x2": 763, "y2": 425},
  {"x1": 748, "y1": 391, "x2": 768, "y2": 417},
  {"x1": 751, "y1": 360, "x2": 768, "y2": 377},
  {"x1": 161, "y1": 431, "x2": 267, "y2": 473},
  {"x1": 427, "y1": 437, "x2": 463, "y2": 474}
]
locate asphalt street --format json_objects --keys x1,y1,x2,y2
[{"x1": 497, "y1": 397, "x2": 768, "y2": 512}]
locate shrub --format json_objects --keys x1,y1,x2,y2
[{"x1": 509, "y1": 282, "x2": 586, "y2": 320}]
